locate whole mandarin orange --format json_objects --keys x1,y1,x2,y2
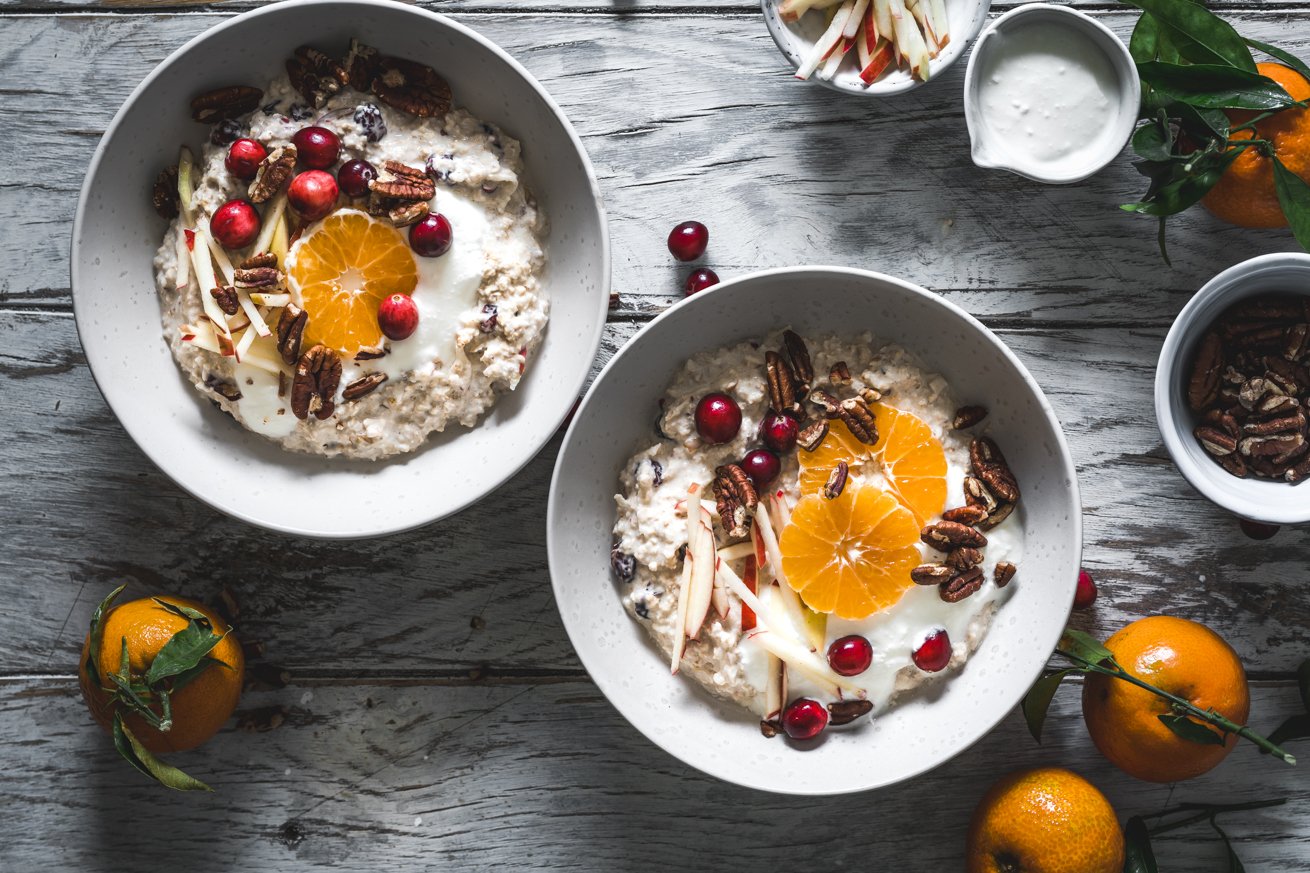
[
  {"x1": 1203, "y1": 63, "x2": 1310, "y2": 228},
  {"x1": 78, "y1": 594, "x2": 244, "y2": 754},
  {"x1": 1082, "y1": 615, "x2": 1249, "y2": 783},
  {"x1": 966, "y1": 767, "x2": 1124, "y2": 873}
]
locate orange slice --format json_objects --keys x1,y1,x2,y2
[
  {"x1": 779, "y1": 483, "x2": 921, "y2": 619},
  {"x1": 799, "y1": 404, "x2": 947, "y2": 526},
  {"x1": 286, "y1": 209, "x2": 418, "y2": 354}
]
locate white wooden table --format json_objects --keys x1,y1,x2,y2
[{"x1": 3, "y1": 1, "x2": 1309, "y2": 868}]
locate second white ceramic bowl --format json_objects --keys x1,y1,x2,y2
[
  {"x1": 71, "y1": 0, "x2": 610, "y2": 538},
  {"x1": 1156, "y1": 253, "x2": 1310, "y2": 526},
  {"x1": 548, "y1": 266, "x2": 1081, "y2": 794}
]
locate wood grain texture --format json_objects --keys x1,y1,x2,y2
[
  {"x1": 4, "y1": 310, "x2": 1309, "y2": 677},
  {"x1": 4, "y1": 10, "x2": 1310, "y2": 321},
  {"x1": 3, "y1": 675, "x2": 1307, "y2": 870}
]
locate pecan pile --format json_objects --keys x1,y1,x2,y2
[
  {"x1": 761, "y1": 329, "x2": 880, "y2": 453},
  {"x1": 1186, "y1": 294, "x2": 1310, "y2": 483},
  {"x1": 912, "y1": 413, "x2": 1021, "y2": 604}
]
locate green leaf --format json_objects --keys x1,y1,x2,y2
[
  {"x1": 169, "y1": 656, "x2": 230, "y2": 694},
  {"x1": 107, "y1": 667, "x2": 163, "y2": 730},
  {"x1": 1122, "y1": 148, "x2": 1239, "y2": 217},
  {"x1": 1132, "y1": 115, "x2": 1175, "y2": 162},
  {"x1": 113, "y1": 712, "x2": 212, "y2": 792},
  {"x1": 1123, "y1": 816, "x2": 1159, "y2": 873},
  {"x1": 1160, "y1": 711, "x2": 1228, "y2": 745},
  {"x1": 151, "y1": 597, "x2": 213, "y2": 627},
  {"x1": 1244, "y1": 37, "x2": 1310, "y2": 83},
  {"x1": 1057, "y1": 628, "x2": 1116, "y2": 667},
  {"x1": 1022, "y1": 669, "x2": 1073, "y2": 743},
  {"x1": 1121, "y1": 0, "x2": 1256, "y2": 71},
  {"x1": 1267, "y1": 713, "x2": 1310, "y2": 747},
  {"x1": 1272, "y1": 155, "x2": 1310, "y2": 252},
  {"x1": 1138, "y1": 62, "x2": 1295, "y2": 110},
  {"x1": 85, "y1": 584, "x2": 126, "y2": 687},
  {"x1": 1173, "y1": 103, "x2": 1231, "y2": 141},
  {"x1": 1130, "y1": 13, "x2": 1161, "y2": 64},
  {"x1": 143, "y1": 620, "x2": 225, "y2": 687},
  {"x1": 1210, "y1": 820, "x2": 1247, "y2": 873}
]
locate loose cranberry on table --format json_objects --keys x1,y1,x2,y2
[
  {"x1": 781, "y1": 698, "x2": 828, "y2": 740},
  {"x1": 1073, "y1": 569, "x2": 1097, "y2": 609},
  {"x1": 760, "y1": 411, "x2": 798, "y2": 453},
  {"x1": 287, "y1": 170, "x2": 339, "y2": 222},
  {"x1": 827, "y1": 635, "x2": 873, "y2": 677},
  {"x1": 912, "y1": 628, "x2": 951, "y2": 673},
  {"x1": 667, "y1": 220, "x2": 709, "y2": 261},
  {"x1": 291, "y1": 126, "x2": 341, "y2": 169},
  {"x1": 337, "y1": 159, "x2": 377, "y2": 198},
  {"x1": 224, "y1": 138, "x2": 267, "y2": 180},
  {"x1": 209, "y1": 200, "x2": 260, "y2": 249},
  {"x1": 694, "y1": 393, "x2": 741, "y2": 444},
  {"x1": 684, "y1": 268, "x2": 720, "y2": 296},
  {"x1": 410, "y1": 213, "x2": 453, "y2": 258},
  {"x1": 378, "y1": 293, "x2": 419, "y2": 341},
  {"x1": 741, "y1": 449, "x2": 781, "y2": 488},
  {"x1": 1239, "y1": 519, "x2": 1279, "y2": 540}
]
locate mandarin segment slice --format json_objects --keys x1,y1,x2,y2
[
  {"x1": 798, "y1": 405, "x2": 947, "y2": 525},
  {"x1": 286, "y1": 209, "x2": 418, "y2": 354},
  {"x1": 780, "y1": 484, "x2": 921, "y2": 620}
]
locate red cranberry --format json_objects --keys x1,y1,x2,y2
[
  {"x1": 409, "y1": 213, "x2": 453, "y2": 258},
  {"x1": 667, "y1": 221, "x2": 709, "y2": 261},
  {"x1": 378, "y1": 293, "x2": 419, "y2": 341},
  {"x1": 741, "y1": 449, "x2": 781, "y2": 488},
  {"x1": 827, "y1": 635, "x2": 873, "y2": 676},
  {"x1": 912, "y1": 629, "x2": 951, "y2": 673},
  {"x1": 781, "y1": 698, "x2": 828, "y2": 740},
  {"x1": 337, "y1": 159, "x2": 377, "y2": 198},
  {"x1": 1239, "y1": 519, "x2": 1279, "y2": 540},
  {"x1": 1073, "y1": 569, "x2": 1097, "y2": 609},
  {"x1": 287, "y1": 170, "x2": 339, "y2": 222},
  {"x1": 760, "y1": 412, "x2": 799, "y2": 453},
  {"x1": 209, "y1": 200, "x2": 261, "y2": 250},
  {"x1": 291, "y1": 126, "x2": 341, "y2": 170},
  {"x1": 694, "y1": 393, "x2": 741, "y2": 444},
  {"x1": 684, "y1": 268, "x2": 720, "y2": 296},
  {"x1": 225, "y1": 138, "x2": 267, "y2": 180}
]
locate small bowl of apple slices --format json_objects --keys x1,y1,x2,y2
[{"x1": 761, "y1": 0, "x2": 991, "y2": 96}]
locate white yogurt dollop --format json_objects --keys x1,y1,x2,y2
[{"x1": 974, "y1": 21, "x2": 1121, "y2": 179}]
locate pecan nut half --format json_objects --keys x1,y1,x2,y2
[
  {"x1": 342, "y1": 372, "x2": 388, "y2": 401},
  {"x1": 823, "y1": 461, "x2": 849, "y2": 500},
  {"x1": 1287, "y1": 454, "x2": 1310, "y2": 483},
  {"x1": 291, "y1": 345, "x2": 342, "y2": 421},
  {"x1": 369, "y1": 160, "x2": 436, "y2": 201},
  {"x1": 354, "y1": 345, "x2": 387, "y2": 361},
  {"x1": 249, "y1": 145, "x2": 297, "y2": 203},
  {"x1": 782, "y1": 330, "x2": 814, "y2": 392},
  {"x1": 712, "y1": 464, "x2": 758, "y2": 539},
  {"x1": 1243, "y1": 411, "x2": 1306, "y2": 436},
  {"x1": 370, "y1": 55, "x2": 453, "y2": 118},
  {"x1": 277, "y1": 303, "x2": 308, "y2": 366},
  {"x1": 1284, "y1": 323, "x2": 1309, "y2": 361},
  {"x1": 240, "y1": 252, "x2": 278, "y2": 270},
  {"x1": 911, "y1": 563, "x2": 954, "y2": 585},
  {"x1": 210, "y1": 285, "x2": 240, "y2": 316},
  {"x1": 940, "y1": 566, "x2": 985, "y2": 603},
  {"x1": 797, "y1": 419, "x2": 829, "y2": 452},
  {"x1": 946, "y1": 547, "x2": 983, "y2": 570},
  {"x1": 827, "y1": 699, "x2": 874, "y2": 726},
  {"x1": 977, "y1": 500, "x2": 1015, "y2": 531},
  {"x1": 809, "y1": 389, "x2": 841, "y2": 418},
  {"x1": 286, "y1": 45, "x2": 349, "y2": 109},
  {"x1": 152, "y1": 165, "x2": 180, "y2": 219},
  {"x1": 838, "y1": 397, "x2": 878, "y2": 444},
  {"x1": 388, "y1": 200, "x2": 429, "y2": 228},
  {"x1": 345, "y1": 38, "x2": 382, "y2": 92},
  {"x1": 963, "y1": 476, "x2": 997, "y2": 513},
  {"x1": 1195, "y1": 425, "x2": 1238, "y2": 456},
  {"x1": 921, "y1": 521, "x2": 987, "y2": 550},
  {"x1": 829, "y1": 361, "x2": 851, "y2": 386},
  {"x1": 234, "y1": 265, "x2": 283, "y2": 289},
  {"x1": 994, "y1": 561, "x2": 1017, "y2": 588},
  {"x1": 1187, "y1": 330, "x2": 1224, "y2": 411},
  {"x1": 941, "y1": 504, "x2": 988, "y2": 526},
  {"x1": 191, "y1": 85, "x2": 263, "y2": 123},
  {"x1": 952, "y1": 405, "x2": 988, "y2": 430},
  {"x1": 970, "y1": 436, "x2": 1020, "y2": 503},
  {"x1": 765, "y1": 350, "x2": 798, "y2": 415}
]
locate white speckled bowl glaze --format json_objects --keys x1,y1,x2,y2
[
  {"x1": 761, "y1": 0, "x2": 992, "y2": 97},
  {"x1": 548, "y1": 266, "x2": 1081, "y2": 794},
  {"x1": 71, "y1": 0, "x2": 609, "y2": 538},
  {"x1": 1156, "y1": 253, "x2": 1310, "y2": 525}
]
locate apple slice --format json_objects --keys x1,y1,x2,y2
[
  {"x1": 684, "y1": 516, "x2": 716, "y2": 640},
  {"x1": 741, "y1": 555, "x2": 758, "y2": 632},
  {"x1": 174, "y1": 228, "x2": 191, "y2": 292},
  {"x1": 750, "y1": 503, "x2": 819, "y2": 651},
  {"x1": 205, "y1": 233, "x2": 237, "y2": 285},
  {"x1": 252, "y1": 191, "x2": 289, "y2": 257},
  {"x1": 842, "y1": 0, "x2": 871, "y2": 38},
  {"x1": 747, "y1": 629, "x2": 867, "y2": 697},
  {"x1": 795, "y1": 0, "x2": 855, "y2": 79},
  {"x1": 177, "y1": 146, "x2": 197, "y2": 225},
  {"x1": 890, "y1": 0, "x2": 931, "y2": 79},
  {"x1": 237, "y1": 291, "x2": 272, "y2": 338},
  {"x1": 873, "y1": 0, "x2": 894, "y2": 42},
  {"x1": 669, "y1": 557, "x2": 693, "y2": 674},
  {"x1": 860, "y1": 37, "x2": 895, "y2": 82},
  {"x1": 189, "y1": 227, "x2": 231, "y2": 342},
  {"x1": 248, "y1": 292, "x2": 291, "y2": 308},
  {"x1": 929, "y1": 0, "x2": 949, "y2": 49}
]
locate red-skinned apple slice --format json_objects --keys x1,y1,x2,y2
[
  {"x1": 860, "y1": 37, "x2": 895, "y2": 82},
  {"x1": 795, "y1": 0, "x2": 855, "y2": 79},
  {"x1": 669, "y1": 558, "x2": 693, "y2": 674},
  {"x1": 684, "y1": 516, "x2": 716, "y2": 639}
]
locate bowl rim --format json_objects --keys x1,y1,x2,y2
[
  {"x1": 547, "y1": 264, "x2": 1083, "y2": 794},
  {"x1": 962, "y1": 3, "x2": 1140, "y2": 184},
  {"x1": 69, "y1": 0, "x2": 612, "y2": 539},
  {"x1": 759, "y1": 0, "x2": 992, "y2": 98},
  {"x1": 1155, "y1": 251, "x2": 1310, "y2": 526}
]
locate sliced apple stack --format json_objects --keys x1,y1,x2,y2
[{"x1": 785, "y1": 0, "x2": 948, "y2": 85}]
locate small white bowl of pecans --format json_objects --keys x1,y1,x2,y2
[{"x1": 1156, "y1": 253, "x2": 1310, "y2": 526}]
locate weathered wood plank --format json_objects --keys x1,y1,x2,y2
[
  {"x1": 5, "y1": 10, "x2": 1310, "y2": 320},
  {"x1": 0, "y1": 0, "x2": 1299, "y2": 12},
  {"x1": 4, "y1": 310, "x2": 1308, "y2": 677},
  {"x1": 3, "y1": 675, "x2": 1306, "y2": 870}
]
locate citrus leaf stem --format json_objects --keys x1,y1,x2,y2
[{"x1": 1142, "y1": 798, "x2": 1286, "y2": 838}]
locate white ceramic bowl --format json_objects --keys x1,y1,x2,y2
[
  {"x1": 963, "y1": 4, "x2": 1139, "y2": 184},
  {"x1": 1156, "y1": 253, "x2": 1310, "y2": 526},
  {"x1": 548, "y1": 266, "x2": 1081, "y2": 794},
  {"x1": 71, "y1": 0, "x2": 609, "y2": 538},
  {"x1": 761, "y1": 0, "x2": 991, "y2": 96}
]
